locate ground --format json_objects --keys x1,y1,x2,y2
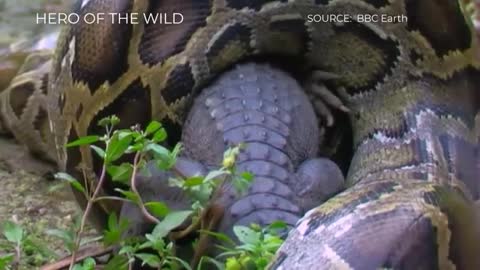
[{"x1": 0, "y1": 137, "x2": 99, "y2": 269}]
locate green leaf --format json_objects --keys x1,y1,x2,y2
[
  {"x1": 103, "y1": 254, "x2": 129, "y2": 270},
  {"x1": 103, "y1": 213, "x2": 129, "y2": 246},
  {"x1": 2, "y1": 221, "x2": 24, "y2": 244},
  {"x1": 204, "y1": 169, "x2": 227, "y2": 183},
  {"x1": 144, "y1": 202, "x2": 170, "y2": 218},
  {"x1": 166, "y1": 256, "x2": 193, "y2": 270},
  {"x1": 66, "y1": 135, "x2": 99, "y2": 147},
  {"x1": 106, "y1": 133, "x2": 132, "y2": 162},
  {"x1": 233, "y1": 175, "x2": 251, "y2": 194},
  {"x1": 170, "y1": 143, "x2": 182, "y2": 161},
  {"x1": 152, "y1": 210, "x2": 192, "y2": 238},
  {"x1": 128, "y1": 142, "x2": 144, "y2": 153},
  {"x1": 197, "y1": 256, "x2": 224, "y2": 270},
  {"x1": 55, "y1": 172, "x2": 85, "y2": 193},
  {"x1": 107, "y1": 213, "x2": 118, "y2": 231},
  {"x1": 90, "y1": 145, "x2": 106, "y2": 159},
  {"x1": 145, "y1": 143, "x2": 175, "y2": 170},
  {"x1": 215, "y1": 250, "x2": 243, "y2": 259},
  {"x1": 107, "y1": 163, "x2": 133, "y2": 183},
  {"x1": 233, "y1": 226, "x2": 259, "y2": 245},
  {"x1": 80, "y1": 235, "x2": 104, "y2": 247},
  {"x1": 254, "y1": 257, "x2": 269, "y2": 268},
  {"x1": 98, "y1": 117, "x2": 111, "y2": 127},
  {"x1": 266, "y1": 220, "x2": 287, "y2": 232},
  {"x1": 82, "y1": 257, "x2": 96, "y2": 270},
  {"x1": 114, "y1": 189, "x2": 140, "y2": 204},
  {"x1": 137, "y1": 238, "x2": 153, "y2": 250},
  {"x1": 135, "y1": 253, "x2": 161, "y2": 268},
  {"x1": 22, "y1": 236, "x2": 59, "y2": 259},
  {"x1": 145, "y1": 143, "x2": 170, "y2": 159},
  {"x1": 45, "y1": 229, "x2": 75, "y2": 252},
  {"x1": 0, "y1": 254, "x2": 14, "y2": 269},
  {"x1": 184, "y1": 176, "x2": 205, "y2": 187},
  {"x1": 118, "y1": 245, "x2": 137, "y2": 256},
  {"x1": 145, "y1": 121, "x2": 162, "y2": 135},
  {"x1": 140, "y1": 234, "x2": 166, "y2": 251},
  {"x1": 198, "y1": 230, "x2": 236, "y2": 246},
  {"x1": 155, "y1": 143, "x2": 182, "y2": 170},
  {"x1": 117, "y1": 130, "x2": 133, "y2": 139},
  {"x1": 132, "y1": 130, "x2": 144, "y2": 142},
  {"x1": 47, "y1": 181, "x2": 69, "y2": 193},
  {"x1": 98, "y1": 115, "x2": 120, "y2": 127},
  {"x1": 103, "y1": 229, "x2": 121, "y2": 246},
  {"x1": 262, "y1": 236, "x2": 283, "y2": 251},
  {"x1": 235, "y1": 243, "x2": 257, "y2": 253},
  {"x1": 152, "y1": 128, "x2": 167, "y2": 142},
  {"x1": 189, "y1": 183, "x2": 214, "y2": 204},
  {"x1": 240, "y1": 172, "x2": 254, "y2": 181},
  {"x1": 225, "y1": 257, "x2": 244, "y2": 270}
]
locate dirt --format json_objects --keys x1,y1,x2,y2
[{"x1": 0, "y1": 137, "x2": 100, "y2": 269}]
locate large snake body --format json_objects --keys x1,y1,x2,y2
[
  {"x1": 269, "y1": 69, "x2": 480, "y2": 269},
  {"x1": 1, "y1": 0, "x2": 480, "y2": 268}
]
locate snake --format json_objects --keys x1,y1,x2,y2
[{"x1": 1, "y1": 0, "x2": 479, "y2": 268}]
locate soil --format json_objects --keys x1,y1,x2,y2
[{"x1": 0, "y1": 137, "x2": 99, "y2": 269}]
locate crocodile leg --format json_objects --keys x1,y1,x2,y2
[
  {"x1": 119, "y1": 63, "x2": 345, "y2": 267},
  {"x1": 181, "y1": 63, "x2": 344, "y2": 253}
]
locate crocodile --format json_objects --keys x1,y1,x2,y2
[{"x1": 120, "y1": 63, "x2": 345, "y2": 264}]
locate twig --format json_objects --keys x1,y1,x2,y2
[
  {"x1": 12, "y1": 242, "x2": 21, "y2": 270},
  {"x1": 171, "y1": 163, "x2": 187, "y2": 179},
  {"x1": 68, "y1": 161, "x2": 109, "y2": 269},
  {"x1": 41, "y1": 245, "x2": 113, "y2": 270},
  {"x1": 130, "y1": 152, "x2": 160, "y2": 224},
  {"x1": 92, "y1": 196, "x2": 132, "y2": 204}
]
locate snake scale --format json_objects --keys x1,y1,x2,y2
[{"x1": 1, "y1": 0, "x2": 480, "y2": 268}]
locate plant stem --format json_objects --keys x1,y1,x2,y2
[
  {"x1": 93, "y1": 196, "x2": 131, "y2": 203},
  {"x1": 130, "y1": 152, "x2": 160, "y2": 224},
  {"x1": 171, "y1": 163, "x2": 187, "y2": 179},
  {"x1": 12, "y1": 242, "x2": 21, "y2": 270},
  {"x1": 68, "y1": 161, "x2": 108, "y2": 269}
]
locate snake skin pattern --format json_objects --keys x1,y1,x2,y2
[{"x1": 1, "y1": 0, "x2": 480, "y2": 268}]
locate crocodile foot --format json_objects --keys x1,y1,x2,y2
[
  {"x1": 294, "y1": 157, "x2": 345, "y2": 211},
  {"x1": 305, "y1": 70, "x2": 349, "y2": 126}
]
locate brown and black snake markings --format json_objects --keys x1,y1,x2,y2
[{"x1": 1, "y1": 0, "x2": 480, "y2": 269}]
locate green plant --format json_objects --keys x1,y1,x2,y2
[
  {"x1": 0, "y1": 220, "x2": 57, "y2": 270},
  {"x1": 2, "y1": 115, "x2": 283, "y2": 269},
  {"x1": 57, "y1": 115, "x2": 259, "y2": 269},
  {"x1": 215, "y1": 222, "x2": 286, "y2": 270}
]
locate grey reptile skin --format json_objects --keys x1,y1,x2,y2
[
  {"x1": 120, "y1": 63, "x2": 344, "y2": 257},
  {"x1": 183, "y1": 63, "x2": 344, "y2": 237}
]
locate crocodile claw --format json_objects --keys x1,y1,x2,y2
[{"x1": 305, "y1": 70, "x2": 349, "y2": 126}]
